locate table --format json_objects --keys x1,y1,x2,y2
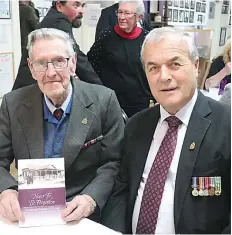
[
  {"x1": 200, "y1": 88, "x2": 222, "y2": 101},
  {"x1": 0, "y1": 218, "x2": 121, "y2": 235}
]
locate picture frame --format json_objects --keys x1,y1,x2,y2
[
  {"x1": 209, "y1": 2, "x2": 215, "y2": 19},
  {"x1": 185, "y1": 0, "x2": 189, "y2": 9},
  {"x1": 221, "y1": 5, "x2": 229, "y2": 14},
  {"x1": 173, "y1": 9, "x2": 178, "y2": 22},
  {"x1": 168, "y1": 9, "x2": 172, "y2": 21},
  {"x1": 0, "y1": 0, "x2": 11, "y2": 19},
  {"x1": 179, "y1": 10, "x2": 184, "y2": 22},
  {"x1": 197, "y1": 14, "x2": 202, "y2": 24},
  {"x1": 174, "y1": 0, "x2": 179, "y2": 7},
  {"x1": 184, "y1": 11, "x2": 189, "y2": 22},
  {"x1": 223, "y1": 1, "x2": 230, "y2": 6},
  {"x1": 201, "y1": 3, "x2": 206, "y2": 13},
  {"x1": 168, "y1": 1, "x2": 172, "y2": 6},
  {"x1": 190, "y1": 0, "x2": 195, "y2": 10},
  {"x1": 219, "y1": 28, "x2": 227, "y2": 46},
  {"x1": 196, "y1": 2, "x2": 201, "y2": 12},
  {"x1": 189, "y1": 11, "x2": 194, "y2": 23},
  {"x1": 180, "y1": 0, "x2": 184, "y2": 8}
]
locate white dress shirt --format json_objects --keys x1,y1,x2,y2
[
  {"x1": 132, "y1": 89, "x2": 198, "y2": 234},
  {"x1": 44, "y1": 83, "x2": 73, "y2": 114}
]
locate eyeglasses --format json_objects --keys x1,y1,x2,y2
[
  {"x1": 31, "y1": 57, "x2": 70, "y2": 72},
  {"x1": 116, "y1": 11, "x2": 137, "y2": 18}
]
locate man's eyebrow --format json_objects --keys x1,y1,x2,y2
[
  {"x1": 170, "y1": 56, "x2": 181, "y2": 62},
  {"x1": 146, "y1": 61, "x2": 158, "y2": 67}
]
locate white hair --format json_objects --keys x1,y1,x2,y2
[
  {"x1": 141, "y1": 27, "x2": 199, "y2": 66},
  {"x1": 118, "y1": 0, "x2": 145, "y2": 15},
  {"x1": 27, "y1": 28, "x2": 75, "y2": 59}
]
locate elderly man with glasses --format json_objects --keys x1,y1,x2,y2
[{"x1": 0, "y1": 28, "x2": 124, "y2": 224}]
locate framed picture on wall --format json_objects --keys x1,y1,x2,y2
[
  {"x1": 196, "y1": 2, "x2": 201, "y2": 12},
  {"x1": 168, "y1": 1, "x2": 172, "y2": 6},
  {"x1": 0, "y1": 0, "x2": 11, "y2": 19},
  {"x1": 180, "y1": 0, "x2": 184, "y2": 8},
  {"x1": 219, "y1": 28, "x2": 227, "y2": 46},
  {"x1": 174, "y1": 0, "x2": 179, "y2": 7},
  {"x1": 173, "y1": 9, "x2": 178, "y2": 22},
  {"x1": 184, "y1": 11, "x2": 189, "y2": 22},
  {"x1": 168, "y1": 9, "x2": 172, "y2": 21},
  {"x1": 201, "y1": 3, "x2": 206, "y2": 13},
  {"x1": 179, "y1": 10, "x2": 184, "y2": 22},
  {"x1": 185, "y1": 0, "x2": 189, "y2": 9},
  {"x1": 223, "y1": 1, "x2": 230, "y2": 5},
  {"x1": 190, "y1": 0, "x2": 195, "y2": 10},
  {"x1": 209, "y1": 2, "x2": 215, "y2": 19},
  {"x1": 197, "y1": 14, "x2": 202, "y2": 23},
  {"x1": 221, "y1": 5, "x2": 229, "y2": 14},
  {"x1": 189, "y1": 11, "x2": 194, "y2": 23}
]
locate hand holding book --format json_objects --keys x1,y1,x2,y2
[
  {"x1": 0, "y1": 189, "x2": 24, "y2": 223},
  {"x1": 61, "y1": 194, "x2": 96, "y2": 222}
]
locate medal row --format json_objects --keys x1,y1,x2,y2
[{"x1": 191, "y1": 176, "x2": 221, "y2": 197}]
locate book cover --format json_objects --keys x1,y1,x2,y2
[{"x1": 18, "y1": 158, "x2": 66, "y2": 227}]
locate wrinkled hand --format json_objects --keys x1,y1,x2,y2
[
  {"x1": 224, "y1": 62, "x2": 231, "y2": 76},
  {"x1": 0, "y1": 189, "x2": 24, "y2": 223},
  {"x1": 61, "y1": 194, "x2": 96, "y2": 222}
]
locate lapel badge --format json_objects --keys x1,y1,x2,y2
[
  {"x1": 189, "y1": 142, "x2": 195, "y2": 150},
  {"x1": 82, "y1": 118, "x2": 88, "y2": 125}
]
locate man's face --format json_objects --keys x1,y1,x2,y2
[
  {"x1": 58, "y1": 1, "x2": 84, "y2": 28},
  {"x1": 143, "y1": 37, "x2": 199, "y2": 114},
  {"x1": 28, "y1": 38, "x2": 76, "y2": 101}
]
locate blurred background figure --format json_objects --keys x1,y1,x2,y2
[
  {"x1": 28, "y1": 0, "x2": 40, "y2": 20},
  {"x1": 19, "y1": 0, "x2": 39, "y2": 52},
  {"x1": 205, "y1": 39, "x2": 231, "y2": 94},
  {"x1": 88, "y1": 0, "x2": 153, "y2": 118},
  {"x1": 95, "y1": 1, "x2": 151, "y2": 40},
  {"x1": 220, "y1": 83, "x2": 231, "y2": 106}
]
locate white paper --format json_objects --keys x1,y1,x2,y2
[
  {"x1": 0, "y1": 53, "x2": 14, "y2": 98},
  {"x1": 87, "y1": 4, "x2": 101, "y2": 26}
]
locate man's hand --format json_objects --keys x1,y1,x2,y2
[
  {"x1": 61, "y1": 194, "x2": 96, "y2": 222},
  {"x1": 0, "y1": 189, "x2": 24, "y2": 223}
]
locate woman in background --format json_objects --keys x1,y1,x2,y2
[
  {"x1": 87, "y1": 0, "x2": 152, "y2": 118},
  {"x1": 205, "y1": 39, "x2": 231, "y2": 94}
]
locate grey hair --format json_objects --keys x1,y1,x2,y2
[
  {"x1": 118, "y1": 0, "x2": 145, "y2": 15},
  {"x1": 27, "y1": 28, "x2": 75, "y2": 59},
  {"x1": 141, "y1": 27, "x2": 199, "y2": 66}
]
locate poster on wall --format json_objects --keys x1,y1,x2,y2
[
  {"x1": 0, "y1": 53, "x2": 14, "y2": 98},
  {"x1": 0, "y1": 0, "x2": 10, "y2": 19},
  {"x1": 86, "y1": 4, "x2": 101, "y2": 26}
]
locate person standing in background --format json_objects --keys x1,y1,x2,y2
[
  {"x1": 19, "y1": 0, "x2": 39, "y2": 52},
  {"x1": 13, "y1": 0, "x2": 103, "y2": 91}
]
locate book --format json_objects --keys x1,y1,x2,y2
[{"x1": 18, "y1": 158, "x2": 66, "y2": 227}]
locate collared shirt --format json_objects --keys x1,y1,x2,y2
[
  {"x1": 43, "y1": 84, "x2": 73, "y2": 158},
  {"x1": 132, "y1": 89, "x2": 198, "y2": 234}
]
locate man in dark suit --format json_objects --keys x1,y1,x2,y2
[
  {"x1": 101, "y1": 27, "x2": 231, "y2": 234},
  {"x1": 13, "y1": 0, "x2": 102, "y2": 91},
  {"x1": 95, "y1": 2, "x2": 151, "y2": 40},
  {"x1": 0, "y1": 28, "x2": 124, "y2": 224}
]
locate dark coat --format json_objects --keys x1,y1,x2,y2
[
  {"x1": 101, "y1": 91, "x2": 231, "y2": 234},
  {"x1": 13, "y1": 6, "x2": 102, "y2": 91},
  {"x1": 19, "y1": 2, "x2": 39, "y2": 50}
]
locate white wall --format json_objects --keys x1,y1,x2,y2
[{"x1": 0, "y1": 0, "x2": 21, "y2": 104}]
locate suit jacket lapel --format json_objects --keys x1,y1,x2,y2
[
  {"x1": 174, "y1": 91, "x2": 212, "y2": 229},
  {"x1": 129, "y1": 107, "x2": 160, "y2": 212},
  {"x1": 18, "y1": 85, "x2": 44, "y2": 159},
  {"x1": 61, "y1": 80, "x2": 95, "y2": 171}
]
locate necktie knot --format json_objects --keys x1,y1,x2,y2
[
  {"x1": 53, "y1": 108, "x2": 64, "y2": 121},
  {"x1": 165, "y1": 116, "x2": 182, "y2": 128}
]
